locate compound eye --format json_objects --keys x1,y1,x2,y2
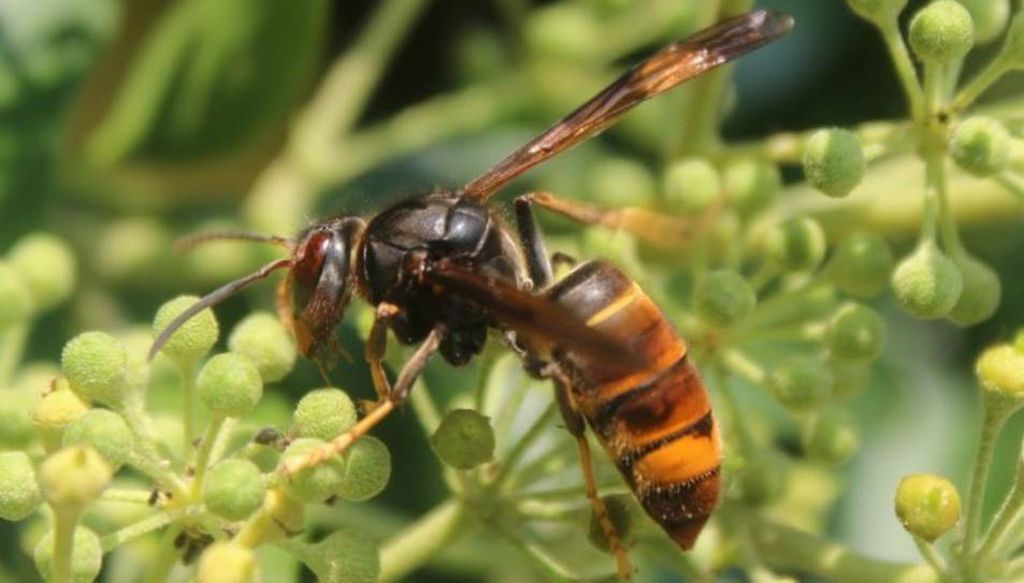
[{"x1": 290, "y1": 231, "x2": 331, "y2": 308}]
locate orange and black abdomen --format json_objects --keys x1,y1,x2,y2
[{"x1": 546, "y1": 261, "x2": 721, "y2": 550}]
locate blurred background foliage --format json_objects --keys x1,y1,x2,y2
[{"x1": 3, "y1": 0, "x2": 1024, "y2": 581}]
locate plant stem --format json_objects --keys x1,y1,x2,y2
[
  {"x1": 878, "y1": 21, "x2": 925, "y2": 119},
  {"x1": 51, "y1": 509, "x2": 80, "y2": 583},
  {"x1": 380, "y1": 499, "x2": 468, "y2": 583},
  {"x1": 720, "y1": 349, "x2": 767, "y2": 386},
  {"x1": 913, "y1": 536, "x2": 948, "y2": 575},
  {"x1": 99, "y1": 488, "x2": 155, "y2": 504},
  {"x1": 963, "y1": 398, "x2": 1016, "y2": 554},
  {"x1": 100, "y1": 511, "x2": 177, "y2": 551},
  {"x1": 178, "y1": 361, "x2": 197, "y2": 463},
  {"x1": 190, "y1": 413, "x2": 226, "y2": 500},
  {"x1": 953, "y1": 54, "x2": 1010, "y2": 112},
  {"x1": 994, "y1": 170, "x2": 1024, "y2": 202},
  {"x1": 488, "y1": 518, "x2": 579, "y2": 581},
  {"x1": 0, "y1": 323, "x2": 27, "y2": 386},
  {"x1": 975, "y1": 471, "x2": 1024, "y2": 562},
  {"x1": 490, "y1": 402, "x2": 558, "y2": 490},
  {"x1": 145, "y1": 526, "x2": 182, "y2": 583}
]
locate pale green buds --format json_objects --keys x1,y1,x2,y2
[
  {"x1": 228, "y1": 312, "x2": 296, "y2": 383},
  {"x1": 802, "y1": 128, "x2": 865, "y2": 198},
  {"x1": 959, "y1": 0, "x2": 1010, "y2": 44},
  {"x1": 34, "y1": 526, "x2": 102, "y2": 583},
  {"x1": 282, "y1": 438, "x2": 345, "y2": 504},
  {"x1": 895, "y1": 473, "x2": 961, "y2": 541},
  {"x1": 336, "y1": 436, "x2": 392, "y2": 503},
  {"x1": 303, "y1": 529, "x2": 381, "y2": 583},
  {"x1": 197, "y1": 542, "x2": 259, "y2": 583},
  {"x1": 0, "y1": 387, "x2": 39, "y2": 449},
  {"x1": 694, "y1": 270, "x2": 756, "y2": 328},
  {"x1": 802, "y1": 408, "x2": 861, "y2": 465},
  {"x1": 588, "y1": 157, "x2": 657, "y2": 208},
  {"x1": 892, "y1": 241, "x2": 963, "y2": 319},
  {"x1": 826, "y1": 231, "x2": 894, "y2": 299},
  {"x1": 765, "y1": 216, "x2": 828, "y2": 272},
  {"x1": 845, "y1": 0, "x2": 908, "y2": 25},
  {"x1": 588, "y1": 494, "x2": 634, "y2": 553},
  {"x1": 204, "y1": 459, "x2": 265, "y2": 521},
  {"x1": 39, "y1": 446, "x2": 112, "y2": 512},
  {"x1": 734, "y1": 451, "x2": 787, "y2": 505},
  {"x1": 909, "y1": 1, "x2": 975, "y2": 64},
  {"x1": 950, "y1": 117, "x2": 1011, "y2": 176},
  {"x1": 236, "y1": 487, "x2": 304, "y2": 546},
  {"x1": 32, "y1": 389, "x2": 89, "y2": 452},
  {"x1": 430, "y1": 409, "x2": 496, "y2": 470},
  {"x1": 152, "y1": 295, "x2": 219, "y2": 366},
  {"x1": 723, "y1": 158, "x2": 781, "y2": 215},
  {"x1": 663, "y1": 158, "x2": 720, "y2": 214},
  {"x1": 0, "y1": 262, "x2": 33, "y2": 330},
  {"x1": 827, "y1": 303, "x2": 887, "y2": 363},
  {"x1": 767, "y1": 356, "x2": 833, "y2": 412},
  {"x1": 525, "y1": 4, "x2": 600, "y2": 61},
  {"x1": 948, "y1": 253, "x2": 1001, "y2": 326},
  {"x1": 7, "y1": 233, "x2": 77, "y2": 312},
  {"x1": 0, "y1": 451, "x2": 42, "y2": 521},
  {"x1": 63, "y1": 409, "x2": 134, "y2": 471},
  {"x1": 292, "y1": 388, "x2": 358, "y2": 441},
  {"x1": 976, "y1": 343, "x2": 1024, "y2": 399},
  {"x1": 62, "y1": 331, "x2": 129, "y2": 407},
  {"x1": 197, "y1": 353, "x2": 263, "y2": 418}
]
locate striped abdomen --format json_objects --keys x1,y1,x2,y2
[{"x1": 546, "y1": 261, "x2": 721, "y2": 549}]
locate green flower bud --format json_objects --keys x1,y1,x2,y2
[
  {"x1": 152, "y1": 295, "x2": 219, "y2": 366},
  {"x1": 802, "y1": 128, "x2": 865, "y2": 198},
  {"x1": 909, "y1": 1, "x2": 975, "y2": 64},
  {"x1": 0, "y1": 451, "x2": 42, "y2": 521},
  {"x1": 948, "y1": 253, "x2": 1001, "y2": 326},
  {"x1": 767, "y1": 356, "x2": 833, "y2": 412},
  {"x1": 588, "y1": 157, "x2": 657, "y2": 208},
  {"x1": 34, "y1": 526, "x2": 102, "y2": 583},
  {"x1": 895, "y1": 473, "x2": 961, "y2": 541},
  {"x1": 7, "y1": 233, "x2": 76, "y2": 311},
  {"x1": 243, "y1": 441, "x2": 281, "y2": 473},
  {"x1": 336, "y1": 436, "x2": 391, "y2": 503},
  {"x1": 663, "y1": 158, "x2": 720, "y2": 214},
  {"x1": 282, "y1": 438, "x2": 344, "y2": 504},
  {"x1": 0, "y1": 386, "x2": 39, "y2": 449},
  {"x1": 765, "y1": 216, "x2": 828, "y2": 272},
  {"x1": 525, "y1": 4, "x2": 600, "y2": 61},
  {"x1": 63, "y1": 409, "x2": 133, "y2": 471},
  {"x1": 32, "y1": 389, "x2": 89, "y2": 452},
  {"x1": 228, "y1": 312, "x2": 296, "y2": 383},
  {"x1": 802, "y1": 408, "x2": 861, "y2": 465},
  {"x1": 292, "y1": 388, "x2": 357, "y2": 441},
  {"x1": 959, "y1": 0, "x2": 1009, "y2": 45},
  {"x1": 197, "y1": 542, "x2": 259, "y2": 583},
  {"x1": 976, "y1": 344, "x2": 1024, "y2": 399},
  {"x1": 846, "y1": 0, "x2": 908, "y2": 24},
  {"x1": 430, "y1": 409, "x2": 495, "y2": 470},
  {"x1": 588, "y1": 494, "x2": 634, "y2": 553},
  {"x1": 832, "y1": 361, "x2": 873, "y2": 399},
  {"x1": 892, "y1": 241, "x2": 963, "y2": 319},
  {"x1": 61, "y1": 331, "x2": 129, "y2": 407},
  {"x1": 304, "y1": 529, "x2": 380, "y2": 583},
  {"x1": 0, "y1": 262, "x2": 33, "y2": 329},
  {"x1": 951, "y1": 117, "x2": 1011, "y2": 176},
  {"x1": 39, "y1": 446, "x2": 112, "y2": 511},
  {"x1": 723, "y1": 158, "x2": 781, "y2": 215},
  {"x1": 197, "y1": 353, "x2": 263, "y2": 418},
  {"x1": 826, "y1": 231, "x2": 894, "y2": 298},
  {"x1": 96, "y1": 218, "x2": 171, "y2": 281},
  {"x1": 827, "y1": 303, "x2": 886, "y2": 362},
  {"x1": 236, "y1": 487, "x2": 305, "y2": 546},
  {"x1": 734, "y1": 451, "x2": 788, "y2": 505},
  {"x1": 694, "y1": 270, "x2": 756, "y2": 328},
  {"x1": 204, "y1": 459, "x2": 265, "y2": 520}
]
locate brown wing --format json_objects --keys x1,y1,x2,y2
[
  {"x1": 460, "y1": 10, "x2": 793, "y2": 201},
  {"x1": 425, "y1": 261, "x2": 643, "y2": 367}
]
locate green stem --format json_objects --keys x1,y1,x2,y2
[
  {"x1": 994, "y1": 170, "x2": 1024, "y2": 202},
  {"x1": 0, "y1": 323, "x2": 27, "y2": 386},
  {"x1": 380, "y1": 499, "x2": 468, "y2": 583},
  {"x1": 488, "y1": 519, "x2": 580, "y2": 581},
  {"x1": 975, "y1": 472, "x2": 1024, "y2": 563},
  {"x1": 490, "y1": 402, "x2": 558, "y2": 490},
  {"x1": 720, "y1": 349, "x2": 767, "y2": 387},
  {"x1": 953, "y1": 54, "x2": 1011, "y2": 112},
  {"x1": 711, "y1": 363, "x2": 755, "y2": 453},
  {"x1": 51, "y1": 508, "x2": 81, "y2": 583},
  {"x1": 99, "y1": 488, "x2": 155, "y2": 504},
  {"x1": 144, "y1": 526, "x2": 182, "y2": 583},
  {"x1": 178, "y1": 361, "x2": 197, "y2": 463},
  {"x1": 190, "y1": 413, "x2": 226, "y2": 500},
  {"x1": 963, "y1": 397, "x2": 1017, "y2": 554},
  {"x1": 100, "y1": 511, "x2": 177, "y2": 552},
  {"x1": 914, "y1": 536, "x2": 948, "y2": 575},
  {"x1": 407, "y1": 378, "x2": 467, "y2": 494},
  {"x1": 878, "y1": 20, "x2": 925, "y2": 119}
]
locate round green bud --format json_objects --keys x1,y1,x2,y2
[
  {"x1": 802, "y1": 128, "x2": 865, "y2": 198},
  {"x1": 237, "y1": 487, "x2": 305, "y2": 546},
  {"x1": 767, "y1": 356, "x2": 833, "y2": 412},
  {"x1": 152, "y1": 295, "x2": 219, "y2": 366},
  {"x1": 588, "y1": 494, "x2": 634, "y2": 553},
  {"x1": 895, "y1": 473, "x2": 961, "y2": 541},
  {"x1": 948, "y1": 253, "x2": 1001, "y2": 326},
  {"x1": 0, "y1": 262, "x2": 33, "y2": 329},
  {"x1": 722, "y1": 158, "x2": 782, "y2": 215},
  {"x1": 61, "y1": 331, "x2": 129, "y2": 407},
  {"x1": 228, "y1": 312, "x2": 296, "y2": 383},
  {"x1": 39, "y1": 446, "x2": 112, "y2": 511},
  {"x1": 802, "y1": 408, "x2": 861, "y2": 465},
  {"x1": 975, "y1": 344, "x2": 1024, "y2": 399},
  {"x1": 950, "y1": 117, "x2": 1011, "y2": 176},
  {"x1": 96, "y1": 218, "x2": 171, "y2": 281},
  {"x1": 204, "y1": 459, "x2": 265, "y2": 521},
  {"x1": 959, "y1": 0, "x2": 1010, "y2": 44},
  {"x1": 827, "y1": 303, "x2": 887, "y2": 362},
  {"x1": 197, "y1": 542, "x2": 259, "y2": 583},
  {"x1": 305, "y1": 529, "x2": 380, "y2": 583},
  {"x1": 846, "y1": 0, "x2": 908, "y2": 24},
  {"x1": 909, "y1": 1, "x2": 975, "y2": 64},
  {"x1": 0, "y1": 451, "x2": 42, "y2": 521},
  {"x1": 832, "y1": 361, "x2": 873, "y2": 399},
  {"x1": 765, "y1": 216, "x2": 828, "y2": 272},
  {"x1": 197, "y1": 353, "x2": 263, "y2": 418},
  {"x1": 892, "y1": 241, "x2": 963, "y2": 319},
  {"x1": 525, "y1": 4, "x2": 600, "y2": 61},
  {"x1": 0, "y1": 386, "x2": 39, "y2": 449},
  {"x1": 663, "y1": 158, "x2": 720, "y2": 214},
  {"x1": 7, "y1": 233, "x2": 76, "y2": 312},
  {"x1": 292, "y1": 388, "x2": 357, "y2": 441},
  {"x1": 336, "y1": 436, "x2": 392, "y2": 502},
  {"x1": 32, "y1": 389, "x2": 89, "y2": 452},
  {"x1": 694, "y1": 270, "x2": 757, "y2": 328},
  {"x1": 588, "y1": 157, "x2": 657, "y2": 208},
  {"x1": 734, "y1": 451, "x2": 788, "y2": 505},
  {"x1": 34, "y1": 526, "x2": 102, "y2": 583},
  {"x1": 282, "y1": 438, "x2": 345, "y2": 504},
  {"x1": 430, "y1": 409, "x2": 495, "y2": 470},
  {"x1": 826, "y1": 231, "x2": 894, "y2": 298},
  {"x1": 62, "y1": 409, "x2": 133, "y2": 471}
]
